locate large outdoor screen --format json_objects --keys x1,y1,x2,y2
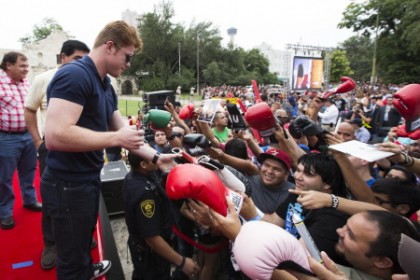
[{"x1": 292, "y1": 56, "x2": 324, "y2": 90}]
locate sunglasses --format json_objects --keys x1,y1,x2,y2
[{"x1": 111, "y1": 41, "x2": 134, "y2": 64}]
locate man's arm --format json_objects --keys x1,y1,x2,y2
[
  {"x1": 164, "y1": 101, "x2": 191, "y2": 134},
  {"x1": 195, "y1": 121, "x2": 221, "y2": 148},
  {"x1": 45, "y1": 98, "x2": 144, "y2": 152},
  {"x1": 206, "y1": 146, "x2": 260, "y2": 175},
  {"x1": 262, "y1": 212, "x2": 285, "y2": 228},
  {"x1": 24, "y1": 108, "x2": 43, "y2": 149},
  {"x1": 107, "y1": 108, "x2": 179, "y2": 170},
  {"x1": 289, "y1": 189, "x2": 386, "y2": 216},
  {"x1": 24, "y1": 74, "x2": 47, "y2": 149},
  {"x1": 145, "y1": 235, "x2": 199, "y2": 276},
  {"x1": 378, "y1": 141, "x2": 420, "y2": 176},
  {"x1": 324, "y1": 133, "x2": 376, "y2": 204}
]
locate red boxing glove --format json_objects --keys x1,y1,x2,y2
[
  {"x1": 321, "y1": 76, "x2": 356, "y2": 99},
  {"x1": 179, "y1": 103, "x2": 195, "y2": 120},
  {"x1": 393, "y1": 84, "x2": 420, "y2": 133},
  {"x1": 251, "y1": 79, "x2": 262, "y2": 102},
  {"x1": 396, "y1": 124, "x2": 420, "y2": 140},
  {"x1": 244, "y1": 102, "x2": 276, "y2": 137},
  {"x1": 166, "y1": 164, "x2": 228, "y2": 216}
]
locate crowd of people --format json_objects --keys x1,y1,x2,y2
[{"x1": 1, "y1": 19, "x2": 420, "y2": 280}]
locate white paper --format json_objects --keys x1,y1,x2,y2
[
  {"x1": 329, "y1": 140, "x2": 394, "y2": 162},
  {"x1": 197, "y1": 99, "x2": 223, "y2": 123}
]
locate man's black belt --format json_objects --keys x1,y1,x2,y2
[
  {"x1": 322, "y1": 123, "x2": 334, "y2": 127},
  {"x1": 0, "y1": 130, "x2": 28, "y2": 134}
]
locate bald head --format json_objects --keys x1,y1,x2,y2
[{"x1": 337, "y1": 122, "x2": 356, "y2": 142}]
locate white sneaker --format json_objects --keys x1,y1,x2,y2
[{"x1": 91, "y1": 260, "x2": 111, "y2": 279}]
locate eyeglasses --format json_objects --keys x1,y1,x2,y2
[{"x1": 110, "y1": 41, "x2": 134, "y2": 64}]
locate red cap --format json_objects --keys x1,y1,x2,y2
[{"x1": 259, "y1": 148, "x2": 291, "y2": 170}]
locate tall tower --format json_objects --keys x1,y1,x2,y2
[{"x1": 227, "y1": 27, "x2": 238, "y2": 47}]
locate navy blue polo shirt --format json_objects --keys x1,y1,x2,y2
[{"x1": 46, "y1": 56, "x2": 117, "y2": 182}]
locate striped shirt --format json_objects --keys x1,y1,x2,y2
[{"x1": 0, "y1": 69, "x2": 29, "y2": 132}]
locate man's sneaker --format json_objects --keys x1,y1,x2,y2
[
  {"x1": 91, "y1": 260, "x2": 111, "y2": 279},
  {"x1": 41, "y1": 245, "x2": 57, "y2": 270}
]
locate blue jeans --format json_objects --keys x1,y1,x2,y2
[
  {"x1": 41, "y1": 168, "x2": 100, "y2": 280},
  {"x1": 0, "y1": 131, "x2": 38, "y2": 218}
]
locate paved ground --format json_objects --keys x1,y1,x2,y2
[{"x1": 110, "y1": 216, "x2": 133, "y2": 280}]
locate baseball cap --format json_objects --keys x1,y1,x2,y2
[
  {"x1": 258, "y1": 148, "x2": 291, "y2": 170},
  {"x1": 398, "y1": 234, "x2": 420, "y2": 278},
  {"x1": 350, "y1": 118, "x2": 363, "y2": 127}
]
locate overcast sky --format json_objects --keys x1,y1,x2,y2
[{"x1": 1, "y1": 0, "x2": 358, "y2": 51}]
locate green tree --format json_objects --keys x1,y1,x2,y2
[
  {"x1": 330, "y1": 50, "x2": 354, "y2": 82},
  {"x1": 338, "y1": 0, "x2": 420, "y2": 83},
  {"x1": 130, "y1": 1, "x2": 184, "y2": 88},
  {"x1": 19, "y1": 18, "x2": 63, "y2": 45},
  {"x1": 130, "y1": 0, "x2": 278, "y2": 91},
  {"x1": 340, "y1": 36, "x2": 373, "y2": 82}
]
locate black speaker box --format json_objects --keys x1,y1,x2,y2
[
  {"x1": 100, "y1": 160, "x2": 129, "y2": 216},
  {"x1": 145, "y1": 90, "x2": 175, "y2": 110}
]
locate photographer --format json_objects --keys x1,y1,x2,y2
[{"x1": 317, "y1": 98, "x2": 339, "y2": 132}]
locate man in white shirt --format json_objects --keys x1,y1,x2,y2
[
  {"x1": 318, "y1": 98, "x2": 339, "y2": 132},
  {"x1": 23, "y1": 40, "x2": 90, "y2": 271}
]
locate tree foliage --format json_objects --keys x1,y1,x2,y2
[
  {"x1": 330, "y1": 50, "x2": 354, "y2": 83},
  {"x1": 19, "y1": 18, "x2": 63, "y2": 45},
  {"x1": 340, "y1": 36, "x2": 373, "y2": 82},
  {"x1": 127, "y1": 0, "x2": 278, "y2": 91},
  {"x1": 338, "y1": 0, "x2": 420, "y2": 83}
]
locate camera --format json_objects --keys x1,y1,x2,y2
[{"x1": 289, "y1": 115, "x2": 323, "y2": 139}]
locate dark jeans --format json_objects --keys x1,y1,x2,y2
[
  {"x1": 41, "y1": 168, "x2": 100, "y2": 280},
  {"x1": 37, "y1": 142, "x2": 54, "y2": 246}
]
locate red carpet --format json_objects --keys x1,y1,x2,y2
[{"x1": 0, "y1": 164, "x2": 104, "y2": 280}]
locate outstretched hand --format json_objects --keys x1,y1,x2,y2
[
  {"x1": 289, "y1": 189, "x2": 331, "y2": 209},
  {"x1": 208, "y1": 196, "x2": 241, "y2": 241},
  {"x1": 308, "y1": 251, "x2": 348, "y2": 280},
  {"x1": 156, "y1": 153, "x2": 181, "y2": 171},
  {"x1": 376, "y1": 141, "x2": 405, "y2": 164}
]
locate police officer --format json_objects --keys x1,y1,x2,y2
[{"x1": 122, "y1": 151, "x2": 200, "y2": 280}]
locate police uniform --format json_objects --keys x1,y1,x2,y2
[{"x1": 122, "y1": 170, "x2": 174, "y2": 280}]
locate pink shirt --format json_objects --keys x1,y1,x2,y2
[{"x1": 0, "y1": 69, "x2": 29, "y2": 132}]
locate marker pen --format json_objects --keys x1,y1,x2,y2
[{"x1": 292, "y1": 213, "x2": 323, "y2": 263}]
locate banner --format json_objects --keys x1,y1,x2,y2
[{"x1": 292, "y1": 57, "x2": 324, "y2": 90}]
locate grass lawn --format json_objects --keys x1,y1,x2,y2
[
  {"x1": 118, "y1": 94, "x2": 202, "y2": 117},
  {"x1": 118, "y1": 98, "x2": 143, "y2": 117}
]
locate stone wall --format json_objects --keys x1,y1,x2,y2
[{"x1": 0, "y1": 30, "x2": 136, "y2": 96}]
